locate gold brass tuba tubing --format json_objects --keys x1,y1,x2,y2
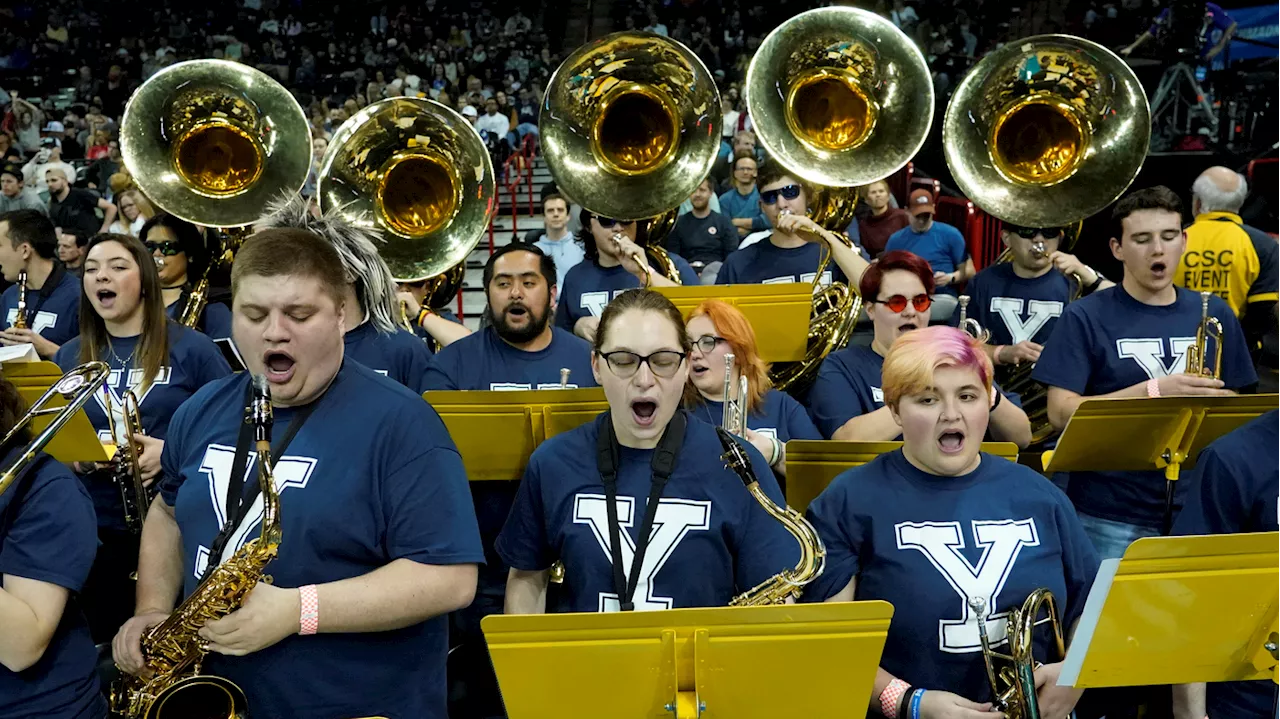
[
  {"x1": 317, "y1": 98, "x2": 496, "y2": 286},
  {"x1": 0, "y1": 362, "x2": 110, "y2": 498},
  {"x1": 1186, "y1": 291, "x2": 1224, "y2": 379},
  {"x1": 969, "y1": 591, "x2": 1067, "y2": 719}
]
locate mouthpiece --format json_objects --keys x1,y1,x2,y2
[
  {"x1": 248, "y1": 374, "x2": 274, "y2": 441},
  {"x1": 559, "y1": 368, "x2": 571, "y2": 388}
]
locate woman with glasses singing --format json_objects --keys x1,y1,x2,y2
[
  {"x1": 950, "y1": 225, "x2": 1112, "y2": 370},
  {"x1": 53, "y1": 233, "x2": 231, "y2": 643},
  {"x1": 809, "y1": 251, "x2": 1032, "y2": 448},
  {"x1": 715, "y1": 163, "x2": 870, "y2": 287},
  {"x1": 139, "y1": 214, "x2": 233, "y2": 341},
  {"x1": 684, "y1": 299, "x2": 820, "y2": 478},
  {"x1": 803, "y1": 326, "x2": 1097, "y2": 719},
  {"x1": 555, "y1": 209, "x2": 701, "y2": 343},
  {"x1": 499, "y1": 289, "x2": 798, "y2": 614}
]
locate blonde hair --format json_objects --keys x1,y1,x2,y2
[{"x1": 882, "y1": 326, "x2": 993, "y2": 407}]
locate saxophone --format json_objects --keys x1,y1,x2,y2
[
  {"x1": 111, "y1": 374, "x2": 282, "y2": 719},
  {"x1": 716, "y1": 427, "x2": 826, "y2": 605},
  {"x1": 13, "y1": 270, "x2": 28, "y2": 330}
]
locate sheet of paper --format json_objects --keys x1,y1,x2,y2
[{"x1": 0, "y1": 344, "x2": 39, "y2": 363}]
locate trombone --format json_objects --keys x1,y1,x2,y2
[
  {"x1": 721, "y1": 353, "x2": 749, "y2": 437},
  {"x1": 1186, "y1": 291, "x2": 1224, "y2": 379},
  {"x1": 0, "y1": 362, "x2": 110, "y2": 498}
]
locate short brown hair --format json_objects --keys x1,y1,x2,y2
[
  {"x1": 543, "y1": 193, "x2": 568, "y2": 211},
  {"x1": 231, "y1": 228, "x2": 348, "y2": 307},
  {"x1": 593, "y1": 289, "x2": 692, "y2": 356},
  {"x1": 755, "y1": 157, "x2": 797, "y2": 192},
  {"x1": 1111, "y1": 186, "x2": 1183, "y2": 242}
]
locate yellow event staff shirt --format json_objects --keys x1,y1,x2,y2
[{"x1": 1176, "y1": 211, "x2": 1279, "y2": 317}]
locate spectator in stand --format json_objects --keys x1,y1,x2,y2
[
  {"x1": 10, "y1": 97, "x2": 44, "y2": 155},
  {"x1": 86, "y1": 140, "x2": 122, "y2": 193},
  {"x1": 107, "y1": 190, "x2": 155, "y2": 237},
  {"x1": 85, "y1": 130, "x2": 112, "y2": 161},
  {"x1": 475, "y1": 98, "x2": 511, "y2": 144},
  {"x1": 532, "y1": 194, "x2": 582, "y2": 288},
  {"x1": 461, "y1": 105, "x2": 479, "y2": 125},
  {"x1": 23, "y1": 140, "x2": 76, "y2": 194},
  {"x1": 58, "y1": 123, "x2": 84, "y2": 161},
  {"x1": 46, "y1": 167, "x2": 116, "y2": 241},
  {"x1": 663, "y1": 178, "x2": 739, "y2": 284},
  {"x1": 858, "y1": 180, "x2": 910, "y2": 258},
  {"x1": 711, "y1": 130, "x2": 762, "y2": 188},
  {"x1": 0, "y1": 164, "x2": 47, "y2": 215},
  {"x1": 57, "y1": 230, "x2": 88, "y2": 273},
  {"x1": 513, "y1": 87, "x2": 539, "y2": 143},
  {"x1": 884, "y1": 189, "x2": 974, "y2": 317},
  {"x1": 719, "y1": 154, "x2": 769, "y2": 238}
]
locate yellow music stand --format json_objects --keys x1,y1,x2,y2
[
  {"x1": 424, "y1": 388, "x2": 607, "y2": 480},
  {"x1": 654, "y1": 284, "x2": 811, "y2": 362},
  {"x1": 483, "y1": 601, "x2": 893, "y2": 718},
  {"x1": 1060, "y1": 532, "x2": 1278, "y2": 689},
  {"x1": 785, "y1": 440, "x2": 1021, "y2": 514},
  {"x1": 2, "y1": 361, "x2": 111, "y2": 463}
]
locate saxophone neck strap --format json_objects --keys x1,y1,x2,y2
[{"x1": 596, "y1": 409, "x2": 686, "y2": 612}]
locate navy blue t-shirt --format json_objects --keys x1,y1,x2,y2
[
  {"x1": 808, "y1": 344, "x2": 1020, "y2": 440},
  {"x1": 1173, "y1": 410, "x2": 1279, "y2": 719},
  {"x1": 0, "y1": 454, "x2": 106, "y2": 719},
  {"x1": 424, "y1": 326, "x2": 597, "y2": 391},
  {"x1": 687, "y1": 389, "x2": 821, "y2": 444},
  {"x1": 1032, "y1": 285, "x2": 1257, "y2": 527},
  {"x1": 716, "y1": 237, "x2": 850, "y2": 287},
  {"x1": 884, "y1": 222, "x2": 968, "y2": 295},
  {"x1": 0, "y1": 267, "x2": 81, "y2": 349},
  {"x1": 949, "y1": 263, "x2": 1074, "y2": 346},
  {"x1": 164, "y1": 299, "x2": 233, "y2": 342},
  {"x1": 344, "y1": 320, "x2": 434, "y2": 394},
  {"x1": 495, "y1": 413, "x2": 800, "y2": 611},
  {"x1": 55, "y1": 323, "x2": 232, "y2": 531},
  {"x1": 803, "y1": 450, "x2": 1099, "y2": 709},
  {"x1": 158, "y1": 362, "x2": 484, "y2": 719},
  {"x1": 556, "y1": 257, "x2": 701, "y2": 333}
]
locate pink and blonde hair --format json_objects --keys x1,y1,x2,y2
[
  {"x1": 685, "y1": 299, "x2": 770, "y2": 413},
  {"x1": 882, "y1": 326, "x2": 993, "y2": 407}
]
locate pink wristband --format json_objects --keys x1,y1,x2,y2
[
  {"x1": 1146, "y1": 378, "x2": 1160, "y2": 398},
  {"x1": 879, "y1": 678, "x2": 910, "y2": 718},
  {"x1": 299, "y1": 584, "x2": 319, "y2": 635}
]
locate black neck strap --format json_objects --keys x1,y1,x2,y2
[
  {"x1": 199, "y1": 375, "x2": 329, "y2": 581},
  {"x1": 595, "y1": 409, "x2": 686, "y2": 612},
  {"x1": 22, "y1": 263, "x2": 65, "y2": 325}
]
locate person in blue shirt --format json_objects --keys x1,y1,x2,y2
[
  {"x1": 810, "y1": 251, "x2": 1032, "y2": 448},
  {"x1": 0, "y1": 209, "x2": 81, "y2": 359},
  {"x1": 556, "y1": 210, "x2": 700, "y2": 341},
  {"x1": 54, "y1": 233, "x2": 231, "y2": 644},
  {"x1": 112, "y1": 227, "x2": 483, "y2": 719},
  {"x1": 717, "y1": 153, "x2": 770, "y2": 239},
  {"x1": 0, "y1": 375, "x2": 107, "y2": 719},
  {"x1": 684, "y1": 298, "x2": 820, "y2": 479},
  {"x1": 716, "y1": 162, "x2": 870, "y2": 288},
  {"x1": 498, "y1": 288, "x2": 799, "y2": 614},
  {"x1": 803, "y1": 325, "x2": 1098, "y2": 719},
  {"x1": 950, "y1": 224, "x2": 1113, "y2": 369},
  {"x1": 141, "y1": 213, "x2": 233, "y2": 342},
  {"x1": 885, "y1": 189, "x2": 974, "y2": 306},
  {"x1": 1171, "y1": 410, "x2": 1278, "y2": 719},
  {"x1": 256, "y1": 193, "x2": 436, "y2": 394},
  {"x1": 1033, "y1": 186, "x2": 1258, "y2": 560}
]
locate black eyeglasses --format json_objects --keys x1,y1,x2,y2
[
  {"x1": 595, "y1": 217, "x2": 637, "y2": 229},
  {"x1": 759, "y1": 184, "x2": 802, "y2": 205},
  {"x1": 145, "y1": 240, "x2": 183, "y2": 256},
  {"x1": 1009, "y1": 226, "x2": 1064, "y2": 240},
  {"x1": 597, "y1": 350, "x2": 686, "y2": 378},
  {"x1": 868, "y1": 293, "x2": 932, "y2": 313},
  {"x1": 691, "y1": 335, "x2": 725, "y2": 353}
]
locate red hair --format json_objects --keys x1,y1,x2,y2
[
  {"x1": 685, "y1": 299, "x2": 770, "y2": 414},
  {"x1": 859, "y1": 250, "x2": 935, "y2": 300}
]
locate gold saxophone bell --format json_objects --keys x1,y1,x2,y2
[
  {"x1": 541, "y1": 32, "x2": 722, "y2": 286},
  {"x1": 970, "y1": 591, "x2": 1067, "y2": 719},
  {"x1": 317, "y1": 98, "x2": 495, "y2": 290},
  {"x1": 1186, "y1": 291, "x2": 1224, "y2": 379}
]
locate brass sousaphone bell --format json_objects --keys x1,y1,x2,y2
[
  {"x1": 540, "y1": 31, "x2": 723, "y2": 283},
  {"x1": 316, "y1": 97, "x2": 496, "y2": 300},
  {"x1": 121, "y1": 60, "x2": 312, "y2": 327},
  {"x1": 747, "y1": 7, "x2": 934, "y2": 392}
]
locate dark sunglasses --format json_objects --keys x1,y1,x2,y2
[
  {"x1": 1009, "y1": 226, "x2": 1064, "y2": 240},
  {"x1": 595, "y1": 217, "x2": 637, "y2": 229},
  {"x1": 759, "y1": 184, "x2": 802, "y2": 205},
  {"x1": 869, "y1": 293, "x2": 931, "y2": 313},
  {"x1": 145, "y1": 240, "x2": 183, "y2": 256}
]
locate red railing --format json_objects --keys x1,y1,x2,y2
[{"x1": 467, "y1": 135, "x2": 539, "y2": 320}]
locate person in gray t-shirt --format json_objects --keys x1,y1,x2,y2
[{"x1": 0, "y1": 164, "x2": 48, "y2": 216}]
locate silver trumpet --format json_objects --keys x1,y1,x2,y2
[
  {"x1": 958, "y1": 295, "x2": 991, "y2": 343},
  {"x1": 722, "y1": 353, "x2": 749, "y2": 437}
]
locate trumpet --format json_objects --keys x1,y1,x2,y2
[
  {"x1": 1186, "y1": 291, "x2": 1223, "y2": 380},
  {"x1": 969, "y1": 591, "x2": 1067, "y2": 719},
  {"x1": 0, "y1": 363, "x2": 110, "y2": 498},
  {"x1": 13, "y1": 270, "x2": 28, "y2": 330},
  {"x1": 107, "y1": 389, "x2": 151, "y2": 535},
  {"x1": 721, "y1": 353, "x2": 749, "y2": 437},
  {"x1": 958, "y1": 295, "x2": 991, "y2": 344}
]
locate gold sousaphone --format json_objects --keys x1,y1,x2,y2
[
  {"x1": 747, "y1": 7, "x2": 934, "y2": 392},
  {"x1": 943, "y1": 35, "x2": 1150, "y2": 443},
  {"x1": 540, "y1": 31, "x2": 723, "y2": 283},
  {"x1": 316, "y1": 97, "x2": 496, "y2": 297},
  {"x1": 120, "y1": 59, "x2": 312, "y2": 326}
]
